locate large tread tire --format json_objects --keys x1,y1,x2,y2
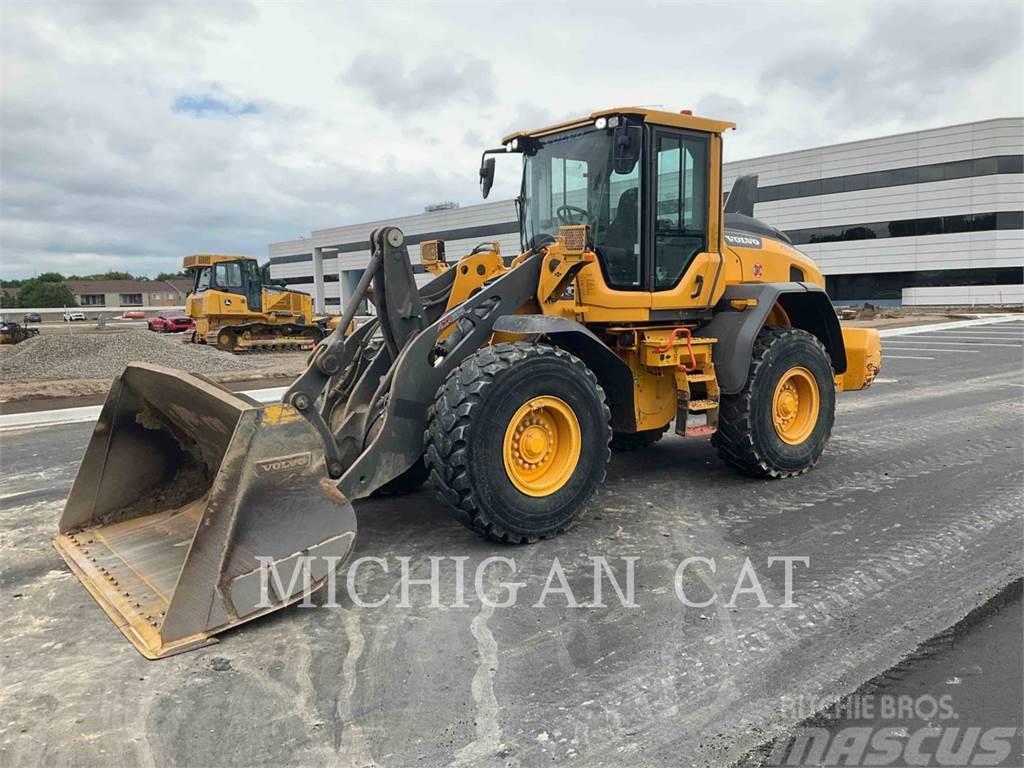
[
  {"x1": 610, "y1": 425, "x2": 668, "y2": 452},
  {"x1": 713, "y1": 327, "x2": 836, "y2": 478},
  {"x1": 424, "y1": 342, "x2": 611, "y2": 543}
]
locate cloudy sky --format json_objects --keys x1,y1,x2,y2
[{"x1": 1, "y1": 0, "x2": 1021, "y2": 278}]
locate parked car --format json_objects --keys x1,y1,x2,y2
[
  {"x1": 23, "y1": 312, "x2": 41, "y2": 323},
  {"x1": 63, "y1": 311, "x2": 86, "y2": 322},
  {"x1": 148, "y1": 311, "x2": 194, "y2": 333},
  {"x1": 121, "y1": 310, "x2": 146, "y2": 320}
]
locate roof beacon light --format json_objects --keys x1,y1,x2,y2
[{"x1": 679, "y1": 109, "x2": 693, "y2": 115}]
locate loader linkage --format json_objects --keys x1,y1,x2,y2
[{"x1": 285, "y1": 226, "x2": 542, "y2": 500}]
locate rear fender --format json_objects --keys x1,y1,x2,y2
[{"x1": 700, "y1": 282, "x2": 847, "y2": 395}]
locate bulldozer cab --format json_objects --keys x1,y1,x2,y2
[
  {"x1": 492, "y1": 108, "x2": 735, "y2": 316},
  {"x1": 185, "y1": 254, "x2": 264, "y2": 313}
]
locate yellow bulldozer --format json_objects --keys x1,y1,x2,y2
[
  {"x1": 54, "y1": 107, "x2": 880, "y2": 658},
  {"x1": 183, "y1": 253, "x2": 329, "y2": 352}
]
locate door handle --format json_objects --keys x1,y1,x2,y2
[{"x1": 690, "y1": 275, "x2": 704, "y2": 299}]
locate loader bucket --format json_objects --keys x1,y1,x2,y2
[{"x1": 54, "y1": 363, "x2": 356, "y2": 659}]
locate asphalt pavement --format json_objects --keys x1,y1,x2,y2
[{"x1": 1, "y1": 319, "x2": 1021, "y2": 767}]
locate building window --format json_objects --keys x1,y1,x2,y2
[
  {"x1": 119, "y1": 293, "x2": 143, "y2": 305},
  {"x1": 755, "y1": 154, "x2": 1024, "y2": 203},
  {"x1": 826, "y1": 267, "x2": 1023, "y2": 302},
  {"x1": 79, "y1": 294, "x2": 105, "y2": 306},
  {"x1": 786, "y1": 210, "x2": 1023, "y2": 245}
]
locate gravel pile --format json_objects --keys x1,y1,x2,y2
[{"x1": 1, "y1": 330, "x2": 256, "y2": 380}]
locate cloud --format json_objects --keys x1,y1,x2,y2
[
  {"x1": 343, "y1": 51, "x2": 495, "y2": 114},
  {"x1": 0, "y1": 1, "x2": 1020, "y2": 279},
  {"x1": 760, "y1": 0, "x2": 1022, "y2": 125}
]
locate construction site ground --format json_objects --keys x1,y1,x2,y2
[{"x1": 1, "y1": 318, "x2": 1021, "y2": 767}]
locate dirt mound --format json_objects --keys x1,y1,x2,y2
[{"x1": 0, "y1": 330, "x2": 254, "y2": 381}]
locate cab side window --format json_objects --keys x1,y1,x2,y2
[
  {"x1": 654, "y1": 133, "x2": 708, "y2": 290},
  {"x1": 214, "y1": 262, "x2": 243, "y2": 291},
  {"x1": 195, "y1": 267, "x2": 211, "y2": 292}
]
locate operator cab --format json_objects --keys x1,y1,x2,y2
[
  {"x1": 481, "y1": 108, "x2": 734, "y2": 305},
  {"x1": 184, "y1": 254, "x2": 264, "y2": 312}
]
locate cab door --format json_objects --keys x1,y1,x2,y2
[
  {"x1": 241, "y1": 260, "x2": 263, "y2": 313},
  {"x1": 647, "y1": 128, "x2": 722, "y2": 310}
]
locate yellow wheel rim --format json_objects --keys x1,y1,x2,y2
[
  {"x1": 502, "y1": 396, "x2": 582, "y2": 497},
  {"x1": 772, "y1": 367, "x2": 820, "y2": 445}
]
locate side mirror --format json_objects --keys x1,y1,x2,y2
[
  {"x1": 479, "y1": 157, "x2": 496, "y2": 199},
  {"x1": 613, "y1": 124, "x2": 642, "y2": 175}
]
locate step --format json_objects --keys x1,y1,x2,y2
[
  {"x1": 687, "y1": 373, "x2": 716, "y2": 383},
  {"x1": 685, "y1": 425, "x2": 716, "y2": 438},
  {"x1": 688, "y1": 399, "x2": 719, "y2": 412}
]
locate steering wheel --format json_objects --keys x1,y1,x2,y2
[{"x1": 556, "y1": 204, "x2": 593, "y2": 226}]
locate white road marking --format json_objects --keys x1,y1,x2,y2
[
  {"x1": 0, "y1": 386, "x2": 286, "y2": 432},
  {"x1": 885, "y1": 339, "x2": 1021, "y2": 348},
  {"x1": 937, "y1": 329, "x2": 1024, "y2": 336},
  {"x1": 877, "y1": 316, "x2": 1022, "y2": 337},
  {"x1": 884, "y1": 355, "x2": 935, "y2": 360},
  {"x1": 883, "y1": 347, "x2": 979, "y2": 353}
]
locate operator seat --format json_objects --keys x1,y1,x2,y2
[{"x1": 602, "y1": 188, "x2": 640, "y2": 285}]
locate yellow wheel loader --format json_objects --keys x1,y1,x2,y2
[
  {"x1": 54, "y1": 107, "x2": 881, "y2": 658},
  {"x1": 183, "y1": 254, "x2": 329, "y2": 352}
]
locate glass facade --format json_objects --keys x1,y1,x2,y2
[
  {"x1": 787, "y1": 211, "x2": 1023, "y2": 245},
  {"x1": 826, "y1": 267, "x2": 1023, "y2": 302},
  {"x1": 755, "y1": 155, "x2": 1023, "y2": 204}
]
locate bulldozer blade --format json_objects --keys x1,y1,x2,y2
[{"x1": 54, "y1": 363, "x2": 356, "y2": 659}]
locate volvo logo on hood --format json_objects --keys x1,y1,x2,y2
[{"x1": 724, "y1": 233, "x2": 763, "y2": 249}]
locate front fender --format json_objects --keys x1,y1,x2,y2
[{"x1": 492, "y1": 314, "x2": 637, "y2": 431}]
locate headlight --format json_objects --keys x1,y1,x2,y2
[
  {"x1": 509, "y1": 138, "x2": 519, "y2": 151},
  {"x1": 594, "y1": 117, "x2": 607, "y2": 130}
]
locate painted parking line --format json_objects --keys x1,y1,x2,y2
[
  {"x1": 909, "y1": 334, "x2": 1024, "y2": 340},
  {"x1": 877, "y1": 316, "x2": 1022, "y2": 337},
  {"x1": 882, "y1": 347, "x2": 980, "y2": 353},
  {"x1": 936, "y1": 329, "x2": 1024, "y2": 335},
  {"x1": 885, "y1": 339, "x2": 1021, "y2": 348}
]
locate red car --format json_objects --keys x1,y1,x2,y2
[{"x1": 148, "y1": 312, "x2": 195, "y2": 333}]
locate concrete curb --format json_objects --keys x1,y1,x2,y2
[{"x1": 1, "y1": 317, "x2": 1019, "y2": 433}]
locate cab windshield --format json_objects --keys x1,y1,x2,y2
[{"x1": 521, "y1": 126, "x2": 642, "y2": 288}]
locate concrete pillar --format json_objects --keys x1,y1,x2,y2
[{"x1": 312, "y1": 247, "x2": 325, "y2": 314}]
